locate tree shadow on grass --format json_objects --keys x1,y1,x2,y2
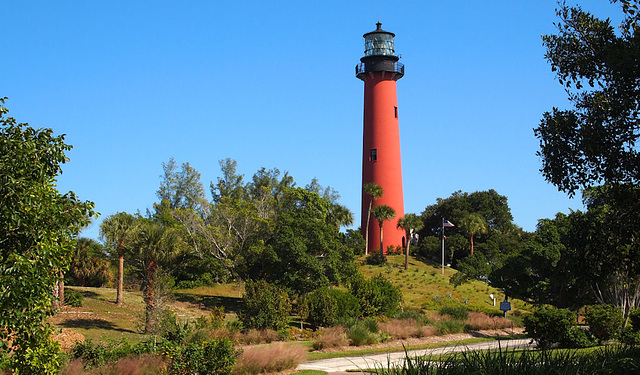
[
  {"x1": 173, "y1": 293, "x2": 243, "y2": 314},
  {"x1": 60, "y1": 318, "x2": 137, "y2": 333}
]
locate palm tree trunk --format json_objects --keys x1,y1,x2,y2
[
  {"x1": 405, "y1": 230, "x2": 412, "y2": 270},
  {"x1": 365, "y1": 202, "x2": 372, "y2": 255},
  {"x1": 144, "y1": 260, "x2": 157, "y2": 334},
  {"x1": 379, "y1": 223, "x2": 385, "y2": 258},
  {"x1": 470, "y1": 234, "x2": 474, "y2": 255},
  {"x1": 117, "y1": 253, "x2": 124, "y2": 306}
]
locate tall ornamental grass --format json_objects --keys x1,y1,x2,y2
[{"x1": 374, "y1": 345, "x2": 640, "y2": 375}]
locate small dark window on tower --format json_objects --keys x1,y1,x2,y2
[
  {"x1": 370, "y1": 149, "x2": 377, "y2": 161},
  {"x1": 394, "y1": 106, "x2": 398, "y2": 118}
]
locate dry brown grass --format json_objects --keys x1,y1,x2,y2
[
  {"x1": 420, "y1": 324, "x2": 439, "y2": 337},
  {"x1": 312, "y1": 326, "x2": 348, "y2": 350},
  {"x1": 238, "y1": 329, "x2": 279, "y2": 345},
  {"x1": 379, "y1": 318, "x2": 422, "y2": 339},
  {"x1": 465, "y1": 312, "x2": 512, "y2": 330},
  {"x1": 233, "y1": 343, "x2": 307, "y2": 375},
  {"x1": 61, "y1": 355, "x2": 166, "y2": 375}
]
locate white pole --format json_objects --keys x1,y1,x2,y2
[{"x1": 441, "y1": 218, "x2": 445, "y2": 275}]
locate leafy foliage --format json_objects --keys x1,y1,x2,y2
[
  {"x1": 239, "y1": 279, "x2": 291, "y2": 331},
  {"x1": 524, "y1": 306, "x2": 594, "y2": 349},
  {"x1": 350, "y1": 274, "x2": 402, "y2": 317},
  {"x1": 0, "y1": 98, "x2": 95, "y2": 373},
  {"x1": 585, "y1": 304, "x2": 624, "y2": 342},
  {"x1": 535, "y1": 0, "x2": 640, "y2": 196}
]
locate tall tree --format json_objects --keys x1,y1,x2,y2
[
  {"x1": 363, "y1": 183, "x2": 384, "y2": 255},
  {"x1": 535, "y1": 0, "x2": 640, "y2": 196},
  {"x1": 371, "y1": 205, "x2": 396, "y2": 257},
  {"x1": 100, "y1": 212, "x2": 136, "y2": 306},
  {"x1": 397, "y1": 213, "x2": 423, "y2": 269},
  {"x1": 131, "y1": 221, "x2": 180, "y2": 333},
  {"x1": 69, "y1": 238, "x2": 111, "y2": 287},
  {"x1": 157, "y1": 157, "x2": 207, "y2": 212},
  {"x1": 0, "y1": 98, "x2": 94, "y2": 373},
  {"x1": 459, "y1": 213, "x2": 489, "y2": 255}
]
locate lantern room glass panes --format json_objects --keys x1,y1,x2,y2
[{"x1": 364, "y1": 33, "x2": 394, "y2": 56}]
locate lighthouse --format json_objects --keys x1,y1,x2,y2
[{"x1": 357, "y1": 22, "x2": 406, "y2": 254}]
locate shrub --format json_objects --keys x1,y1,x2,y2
[
  {"x1": 365, "y1": 251, "x2": 387, "y2": 265},
  {"x1": 350, "y1": 274, "x2": 402, "y2": 317},
  {"x1": 168, "y1": 338, "x2": 238, "y2": 375},
  {"x1": 347, "y1": 325, "x2": 379, "y2": 346},
  {"x1": 585, "y1": 304, "x2": 624, "y2": 342},
  {"x1": 629, "y1": 308, "x2": 640, "y2": 331},
  {"x1": 238, "y1": 280, "x2": 291, "y2": 331},
  {"x1": 341, "y1": 318, "x2": 380, "y2": 346},
  {"x1": 328, "y1": 289, "x2": 362, "y2": 320},
  {"x1": 439, "y1": 306, "x2": 468, "y2": 321},
  {"x1": 233, "y1": 343, "x2": 307, "y2": 375},
  {"x1": 435, "y1": 319, "x2": 466, "y2": 335},
  {"x1": 302, "y1": 288, "x2": 338, "y2": 327},
  {"x1": 64, "y1": 288, "x2": 84, "y2": 307},
  {"x1": 313, "y1": 326, "x2": 348, "y2": 350},
  {"x1": 523, "y1": 306, "x2": 591, "y2": 349}
]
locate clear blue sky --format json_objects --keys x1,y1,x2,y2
[{"x1": 3, "y1": 1, "x2": 623, "y2": 239}]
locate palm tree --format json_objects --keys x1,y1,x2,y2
[
  {"x1": 363, "y1": 183, "x2": 384, "y2": 255},
  {"x1": 397, "y1": 213, "x2": 424, "y2": 270},
  {"x1": 371, "y1": 204, "x2": 396, "y2": 258},
  {"x1": 100, "y1": 212, "x2": 136, "y2": 305},
  {"x1": 132, "y1": 221, "x2": 179, "y2": 333},
  {"x1": 329, "y1": 203, "x2": 354, "y2": 228},
  {"x1": 70, "y1": 238, "x2": 112, "y2": 287},
  {"x1": 459, "y1": 213, "x2": 488, "y2": 255}
]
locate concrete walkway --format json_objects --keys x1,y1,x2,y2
[{"x1": 297, "y1": 338, "x2": 534, "y2": 372}]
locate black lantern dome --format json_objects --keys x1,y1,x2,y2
[{"x1": 356, "y1": 22, "x2": 404, "y2": 80}]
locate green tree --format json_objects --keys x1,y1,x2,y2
[
  {"x1": 458, "y1": 213, "x2": 489, "y2": 255},
  {"x1": 253, "y1": 187, "x2": 356, "y2": 294},
  {"x1": 100, "y1": 212, "x2": 136, "y2": 306},
  {"x1": 535, "y1": 1, "x2": 640, "y2": 197},
  {"x1": 0, "y1": 98, "x2": 95, "y2": 373},
  {"x1": 397, "y1": 213, "x2": 423, "y2": 269},
  {"x1": 131, "y1": 221, "x2": 180, "y2": 333},
  {"x1": 363, "y1": 183, "x2": 384, "y2": 255},
  {"x1": 69, "y1": 238, "x2": 111, "y2": 287},
  {"x1": 371, "y1": 205, "x2": 396, "y2": 258}
]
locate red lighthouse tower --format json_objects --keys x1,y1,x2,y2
[{"x1": 357, "y1": 22, "x2": 405, "y2": 254}]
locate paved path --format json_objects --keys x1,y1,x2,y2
[{"x1": 297, "y1": 338, "x2": 534, "y2": 372}]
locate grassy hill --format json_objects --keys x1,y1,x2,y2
[
  {"x1": 51, "y1": 255, "x2": 525, "y2": 345},
  {"x1": 358, "y1": 254, "x2": 526, "y2": 315}
]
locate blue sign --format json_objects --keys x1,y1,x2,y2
[{"x1": 500, "y1": 301, "x2": 511, "y2": 312}]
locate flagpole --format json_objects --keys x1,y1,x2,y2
[{"x1": 441, "y1": 217, "x2": 445, "y2": 275}]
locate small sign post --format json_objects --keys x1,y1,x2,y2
[{"x1": 500, "y1": 299, "x2": 511, "y2": 318}]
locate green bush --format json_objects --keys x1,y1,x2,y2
[
  {"x1": 238, "y1": 280, "x2": 291, "y2": 331},
  {"x1": 365, "y1": 251, "x2": 387, "y2": 265},
  {"x1": 328, "y1": 289, "x2": 362, "y2": 320},
  {"x1": 302, "y1": 288, "x2": 338, "y2": 327},
  {"x1": 65, "y1": 288, "x2": 84, "y2": 307},
  {"x1": 523, "y1": 306, "x2": 593, "y2": 349},
  {"x1": 436, "y1": 319, "x2": 466, "y2": 335},
  {"x1": 350, "y1": 274, "x2": 402, "y2": 317},
  {"x1": 168, "y1": 338, "x2": 238, "y2": 375},
  {"x1": 585, "y1": 304, "x2": 624, "y2": 342},
  {"x1": 439, "y1": 306, "x2": 469, "y2": 320}
]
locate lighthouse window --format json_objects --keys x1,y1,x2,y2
[
  {"x1": 394, "y1": 106, "x2": 398, "y2": 118},
  {"x1": 370, "y1": 149, "x2": 378, "y2": 161}
]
